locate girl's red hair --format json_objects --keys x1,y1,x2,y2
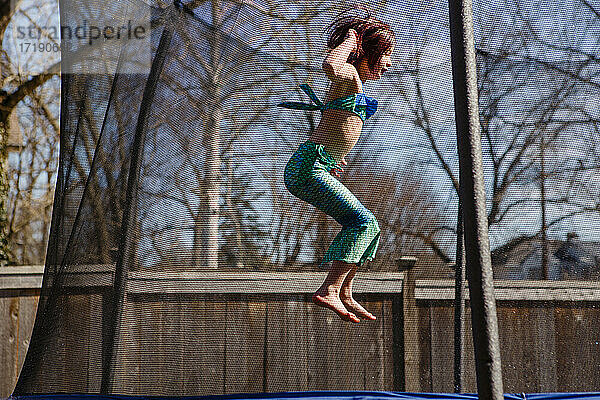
[{"x1": 326, "y1": 7, "x2": 395, "y2": 72}]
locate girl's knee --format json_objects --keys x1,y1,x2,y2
[{"x1": 284, "y1": 163, "x2": 305, "y2": 195}]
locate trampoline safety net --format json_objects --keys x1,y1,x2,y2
[{"x1": 9, "y1": 0, "x2": 600, "y2": 396}]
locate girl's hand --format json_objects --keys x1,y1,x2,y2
[{"x1": 330, "y1": 157, "x2": 348, "y2": 178}]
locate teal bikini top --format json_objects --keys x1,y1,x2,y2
[{"x1": 277, "y1": 84, "x2": 378, "y2": 122}]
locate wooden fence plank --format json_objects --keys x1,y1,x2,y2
[
  {"x1": 417, "y1": 302, "x2": 432, "y2": 392},
  {"x1": 429, "y1": 304, "x2": 453, "y2": 393},
  {"x1": 583, "y1": 307, "x2": 600, "y2": 389},
  {"x1": 565, "y1": 307, "x2": 600, "y2": 390},
  {"x1": 0, "y1": 295, "x2": 19, "y2": 397},
  {"x1": 62, "y1": 294, "x2": 92, "y2": 391},
  {"x1": 519, "y1": 307, "x2": 538, "y2": 391},
  {"x1": 224, "y1": 297, "x2": 265, "y2": 394},
  {"x1": 362, "y1": 298, "x2": 386, "y2": 390},
  {"x1": 534, "y1": 306, "x2": 557, "y2": 392},
  {"x1": 137, "y1": 299, "x2": 166, "y2": 395},
  {"x1": 306, "y1": 298, "x2": 328, "y2": 390},
  {"x1": 181, "y1": 296, "x2": 227, "y2": 395},
  {"x1": 203, "y1": 297, "x2": 228, "y2": 394},
  {"x1": 86, "y1": 293, "x2": 103, "y2": 392},
  {"x1": 117, "y1": 295, "x2": 142, "y2": 394},
  {"x1": 381, "y1": 298, "x2": 396, "y2": 390},
  {"x1": 461, "y1": 306, "x2": 477, "y2": 392},
  {"x1": 497, "y1": 305, "x2": 525, "y2": 392},
  {"x1": 555, "y1": 306, "x2": 579, "y2": 392},
  {"x1": 520, "y1": 307, "x2": 538, "y2": 392},
  {"x1": 126, "y1": 272, "x2": 405, "y2": 295},
  {"x1": 336, "y1": 313, "x2": 363, "y2": 390},
  {"x1": 306, "y1": 298, "x2": 364, "y2": 390},
  {"x1": 163, "y1": 298, "x2": 186, "y2": 395},
  {"x1": 265, "y1": 296, "x2": 309, "y2": 392},
  {"x1": 16, "y1": 293, "x2": 38, "y2": 393}
]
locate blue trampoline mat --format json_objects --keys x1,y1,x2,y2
[{"x1": 7, "y1": 392, "x2": 600, "y2": 400}]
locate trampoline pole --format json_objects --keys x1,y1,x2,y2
[
  {"x1": 454, "y1": 198, "x2": 466, "y2": 393},
  {"x1": 100, "y1": 17, "x2": 174, "y2": 394},
  {"x1": 447, "y1": 0, "x2": 504, "y2": 399}
]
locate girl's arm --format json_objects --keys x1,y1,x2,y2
[{"x1": 322, "y1": 29, "x2": 359, "y2": 82}]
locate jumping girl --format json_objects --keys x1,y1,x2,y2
[{"x1": 279, "y1": 9, "x2": 395, "y2": 323}]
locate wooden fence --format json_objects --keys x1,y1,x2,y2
[{"x1": 2, "y1": 266, "x2": 600, "y2": 397}]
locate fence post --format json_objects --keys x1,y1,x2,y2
[{"x1": 397, "y1": 256, "x2": 417, "y2": 391}]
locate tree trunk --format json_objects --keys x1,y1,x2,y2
[
  {"x1": 0, "y1": 118, "x2": 10, "y2": 265},
  {"x1": 200, "y1": 0, "x2": 224, "y2": 268}
]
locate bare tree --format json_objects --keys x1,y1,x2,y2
[
  {"x1": 1, "y1": 0, "x2": 60, "y2": 265},
  {"x1": 376, "y1": 0, "x2": 600, "y2": 279},
  {"x1": 136, "y1": 0, "x2": 306, "y2": 270},
  {"x1": 479, "y1": 0, "x2": 600, "y2": 275},
  {"x1": 7, "y1": 82, "x2": 59, "y2": 265}
]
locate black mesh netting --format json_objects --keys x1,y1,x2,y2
[{"x1": 12, "y1": 0, "x2": 600, "y2": 396}]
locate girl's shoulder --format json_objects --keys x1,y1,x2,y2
[{"x1": 323, "y1": 76, "x2": 363, "y2": 103}]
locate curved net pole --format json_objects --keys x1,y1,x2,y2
[
  {"x1": 448, "y1": 0, "x2": 504, "y2": 398},
  {"x1": 100, "y1": 10, "x2": 175, "y2": 394}
]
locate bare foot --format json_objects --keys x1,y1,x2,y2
[
  {"x1": 340, "y1": 292, "x2": 376, "y2": 321},
  {"x1": 312, "y1": 290, "x2": 360, "y2": 323}
]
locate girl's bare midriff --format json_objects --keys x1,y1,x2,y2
[
  {"x1": 308, "y1": 77, "x2": 364, "y2": 163},
  {"x1": 309, "y1": 109, "x2": 363, "y2": 162}
]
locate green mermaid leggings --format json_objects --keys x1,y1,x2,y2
[{"x1": 284, "y1": 140, "x2": 380, "y2": 267}]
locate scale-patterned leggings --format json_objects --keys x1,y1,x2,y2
[{"x1": 284, "y1": 140, "x2": 380, "y2": 267}]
